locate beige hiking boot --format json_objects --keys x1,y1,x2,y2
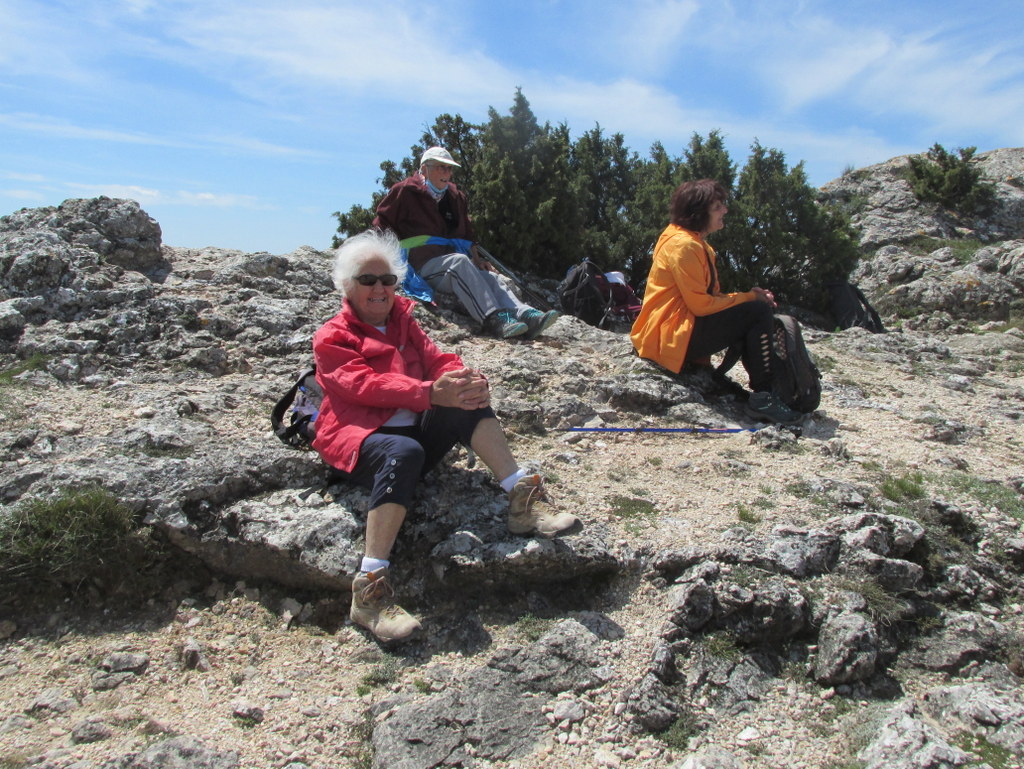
[
  {"x1": 508, "y1": 474, "x2": 579, "y2": 538},
  {"x1": 350, "y1": 569, "x2": 421, "y2": 643}
]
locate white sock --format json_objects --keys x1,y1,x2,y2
[
  {"x1": 500, "y1": 468, "x2": 528, "y2": 493},
  {"x1": 360, "y1": 557, "x2": 389, "y2": 574}
]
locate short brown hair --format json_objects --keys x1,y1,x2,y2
[{"x1": 669, "y1": 179, "x2": 729, "y2": 232}]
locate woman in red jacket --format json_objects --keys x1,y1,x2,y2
[{"x1": 312, "y1": 229, "x2": 578, "y2": 643}]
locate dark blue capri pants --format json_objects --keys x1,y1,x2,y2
[{"x1": 331, "y1": 406, "x2": 496, "y2": 510}]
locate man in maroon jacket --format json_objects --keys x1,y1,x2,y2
[{"x1": 373, "y1": 146, "x2": 559, "y2": 340}]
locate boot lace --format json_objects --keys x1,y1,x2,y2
[{"x1": 358, "y1": 573, "x2": 395, "y2": 607}]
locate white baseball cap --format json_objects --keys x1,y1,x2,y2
[{"x1": 420, "y1": 146, "x2": 461, "y2": 168}]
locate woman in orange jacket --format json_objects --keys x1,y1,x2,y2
[{"x1": 630, "y1": 179, "x2": 801, "y2": 425}]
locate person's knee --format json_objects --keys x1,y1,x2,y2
[
  {"x1": 749, "y1": 300, "x2": 772, "y2": 322},
  {"x1": 448, "y1": 254, "x2": 474, "y2": 272},
  {"x1": 388, "y1": 441, "x2": 425, "y2": 481}
]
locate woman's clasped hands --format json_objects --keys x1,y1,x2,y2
[{"x1": 430, "y1": 367, "x2": 491, "y2": 410}]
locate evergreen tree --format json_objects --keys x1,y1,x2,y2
[
  {"x1": 332, "y1": 93, "x2": 862, "y2": 312},
  {"x1": 470, "y1": 90, "x2": 579, "y2": 276},
  {"x1": 906, "y1": 143, "x2": 996, "y2": 217},
  {"x1": 719, "y1": 141, "x2": 859, "y2": 311},
  {"x1": 620, "y1": 141, "x2": 682, "y2": 283},
  {"x1": 681, "y1": 130, "x2": 737, "y2": 188},
  {"x1": 568, "y1": 126, "x2": 638, "y2": 270}
]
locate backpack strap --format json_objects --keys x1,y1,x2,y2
[
  {"x1": 271, "y1": 367, "x2": 317, "y2": 448},
  {"x1": 851, "y1": 283, "x2": 885, "y2": 333}
]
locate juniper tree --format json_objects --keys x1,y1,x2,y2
[{"x1": 906, "y1": 143, "x2": 996, "y2": 218}]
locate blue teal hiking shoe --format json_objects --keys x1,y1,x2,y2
[
  {"x1": 520, "y1": 308, "x2": 560, "y2": 339},
  {"x1": 485, "y1": 310, "x2": 528, "y2": 339}
]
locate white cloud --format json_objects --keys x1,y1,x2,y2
[
  {"x1": 2, "y1": 171, "x2": 47, "y2": 183},
  {"x1": 611, "y1": 0, "x2": 701, "y2": 76},
  {"x1": 64, "y1": 183, "x2": 264, "y2": 209},
  {"x1": 0, "y1": 112, "x2": 174, "y2": 145},
  {"x1": 153, "y1": 2, "x2": 515, "y2": 110},
  {"x1": 0, "y1": 112, "x2": 323, "y2": 158},
  {"x1": 0, "y1": 188, "x2": 46, "y2": 201}
]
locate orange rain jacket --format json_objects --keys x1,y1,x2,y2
[{"x1": 630, "y1": 224, "x2": 757, "y2": 373}]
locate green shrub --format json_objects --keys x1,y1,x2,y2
[
  {"x1": 658, "y1": 708, "x2": 700, "y2": 750},
  {"x1": 833, "y1": 577, "x2": 910, "y2": 626},
  {"x1": 905, "y1": 144, "x2": 996, "y2": 217},
  {"x1": 0, "y1": 354, "x2": 50, "y2": 423},
  {"x1": 515, "y1": 612, "x2": 552, "y2": 642},
  {"x1": 941, "y1": 472, "x2": 1024, "y2": 523},
  {"x1": 360, "y1": 655, "x2": 400, "y2": 689},
  {"x1": 736, "y1": 503, "x2": 761, "y2": 524},
  {"x1": 702, "y1": 632, "x2": 742, "y2": 662},
  {"x1": 903, "y1": 234, "x2": 984, "y2": 264},
  {"x1": 0, "y1": 485, "x2": 139, "y2": 593},
  {"x1": 954, "y1": 732, "x2": 1014, "y2": 768},
  {"x1": 607, "y1": 494, "x2": 658, "y2": 534},
  {"x1": 880, "y1": 471, "x2": 925, "y2": 503},
  {"x1": 0, "y1": 353, "x2": 49, "y2": 384}
]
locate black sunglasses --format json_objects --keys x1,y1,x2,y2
[{"x1": 355, "y1": 273, "x2": 398, "y2": 287}]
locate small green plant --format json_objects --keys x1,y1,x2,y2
[
  {"x1": 350, "y1": 709, "x2": 375, "y2": 769},
  {"x1": 648, "y1": 456, "x2": 663, "y2": 467},
  {"x1": 880, "y1": 471, "x2": 925, "y2": 503},
  {"x1": 139, "y1": 445, "x2": 195, "y2": 459},
  {"x1": 0, "y1": 354, "x2": 50, "y2": 423},
  {"x1": 833, "y1": 577, "x2": 909, "y2": 626},
  {"x1": 736, "y1": 503, "x2": 761, "y2": 525},
  {"x1": 0, "y1": 751, "x2": 34, "y2": 768},
  {"x1": 232, "y1": 713, "x2": 261, "y2": 729},
  {"x1": 607, "y1": 494, "x2": 658, "y2": 533},
  {"x1": 954, "y1": 731, "x2": 1014, "y2": 768},
  {"x1": 903, "y1": 234, "x2": 984, "y2": 264},
  {"x1": 412, "y1": 678, "x2": 430, "y2": 694},
  {"x1": 0, "y1": 353, "x2": 49, "y2": 384},
  {"x1": 360, "y1": 656, "x2": 399, "y2": 690},
  {"x1": 607, "y1": 495, "x2": 656, "y2": 519},
  {"x1": 658, "y1": 708, "x2": 700, "y2": 750},
  {"x1": 702, "y1": 632, "x2": 742, "y2": 662},
  {"x1": 515, "y1": 612, "x2": 551, "y2": 642},
  {"x1": 942, "y1": 472, "x2": 1024, "y2": 523},
  {"x1": 0, "y1": 485, "x2": 140, "y2": 594}
]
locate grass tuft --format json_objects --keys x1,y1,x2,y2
[
  {"x1": 0, "y1": 485, "x2": 141, "y2": 595},
  {"x1": 880, "y1": 471, "x2": 926, "y2": 503}
]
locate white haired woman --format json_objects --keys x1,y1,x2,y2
[{"x1": 311, "y1": 229, "x2": 578, "y2": 643}]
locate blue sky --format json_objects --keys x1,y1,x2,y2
[{"x1": 2, "y1": 0, "x2": 1023, "y2": 254}]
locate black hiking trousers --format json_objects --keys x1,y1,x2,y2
[{"x1": 684, "y1": 300, "x2": 773, "y2": 392}]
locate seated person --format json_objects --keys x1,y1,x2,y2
[
  {"x1": 630, "y1": 179, "x2": 801, "y2": 425},
  {"x1": 373, "y1": 146, "x2": 559, "y2": 340},
  {"x1": 312, "y1": 229, "x2": 579, "y2": 642}
]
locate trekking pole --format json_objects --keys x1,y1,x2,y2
[
  {"x1": 561, "y1": 426, "x2": 759, "y2": 434},
  {"x1": 474, "y1": 245, "x2": 553, "y2": 311}
]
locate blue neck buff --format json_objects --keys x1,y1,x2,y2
[{"x1": 424, "y1": 178, "x2": 448, "y2": 197}]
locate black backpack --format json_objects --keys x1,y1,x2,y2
[
  {"x1": 768, "y1": 314, "x2": 821, "y2": 413},
  {"x1": 827, "y1": 281, "x2": 885, "y2": 333},
  {"x1": 271, "y1": 366, "x2": 322, "y2": 449},
  {"x1": 557, "y1": 259, "x2": 608, "y2": 327},
  {"x1": 719, "y1": 314, "x2": 821, "y2": 414}
]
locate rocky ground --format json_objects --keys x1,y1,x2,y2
[
  {"x1": 2, "y1": 310, "x2": 1023, "y2": 769},
  {"x1": 3, "y1": 153, "x2": 1024, "y2": 768}
]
